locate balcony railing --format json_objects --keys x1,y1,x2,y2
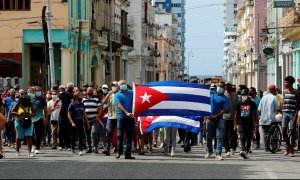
[{"x1": 122, "y1": 35, "x2": 134, "y2": 47}]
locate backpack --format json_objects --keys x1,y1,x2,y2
[{"x1": 19, "y1": 106, "x2": 32, "y2": 129}]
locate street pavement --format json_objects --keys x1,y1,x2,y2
[{"x1": 0, "y1": 143, "x2": 299, "y2": 179}]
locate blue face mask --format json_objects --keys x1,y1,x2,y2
[
  {"x1": 36, "y1": 91, "x2": 42, "y2": 97},
  {"x1": 120, "y1": 84, "x2": 127, "y2": 91},
  {"x1": 217, "y1": 87, "x2": 224, "y2": 94},
  {"x1": 28, "y1": 93, "x2": 33, "y2": 98}
]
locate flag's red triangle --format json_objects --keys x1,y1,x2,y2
[{"x1": 134, "y1": 85, "x2": 169, "y2": 116}]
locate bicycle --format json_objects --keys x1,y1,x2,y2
[
  {"x1": 267, "y1": 121, "x2": 282, "y2": 153},
  {"x1": 288, "y1": 124, "x2": 300, "y2": 151}
]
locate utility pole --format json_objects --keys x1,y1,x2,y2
[
  {"x1": 42, "y1": 6, "x2": 50, "y2": 89},
  {"x1": 109, "y1": 1, "x2": 113, "y2": 82},
  {"x1": 275, "y1": 7, "x2": 280, "y2": 88},
  {"x1": 46, "y1": 0, "x2": 55, "y2": 88},
  {"x1": 257, "y1": 12, "x2": 261, "y2": 92},
  {"x1": 77, "y1": 21, "x2": 82, "y2": 87}
]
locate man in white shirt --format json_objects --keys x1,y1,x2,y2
[
  {"x1": 47, "y1": 91, "x2": 61, "y2": 149},
  {"x1": 258, "y1": 85, "x2": 279, "y2": 152}
]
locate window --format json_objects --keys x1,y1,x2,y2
[
  {"x1": 178, "y1": 13, "x2": 181, "y2": 17},
  {"x1": 0, "y1": 0, "x2": 30, "y2": 11},
  {"x1": 234, "y1": 10, "x2": 237, "y2": 14},
  {"x1": 234, "y1": 3, "x2": 237, "y2": 8},
  {"x1": 172, "y1": 3, "x2": 177, "y2": 7}
]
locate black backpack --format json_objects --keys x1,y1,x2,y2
[{"x1": 19, "y1": 106, "x2": 32, "y2": 129}]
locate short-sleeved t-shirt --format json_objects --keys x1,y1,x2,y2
[
  {"x1": 68, "y1": 101, "x2": 85, "y2": 121},
  {"x1": 210, "y1": 92, "x2": 229, "y2": 118},
  {"x1": 31, "y1": 96, "x2": 47, "y2": 122},
  {"x1": 4, "y1": 97, "x2": 15, "y2": 118},
  {"x1": 15, "y1": 106, "x2": 33, "y2": 121},
  {"x1": 114, "y1": 90, "x2": 133, "y2": 119},
  {"x1": 236, "y1": 100, "x2": 257, "y2": 127},
  {"x1": 47, "y1": 100, "x2": 61, "y2": 121}
]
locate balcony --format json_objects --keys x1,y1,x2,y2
[
  {"x1": 122, "y1": 34, "x2": 134, "y2": 47},
  {"x1": 90, "y1": 30, "x2": 108, "y2": 47},
  {"x1": 280, "y1": 9, "x2": 300, "y2": 40}
]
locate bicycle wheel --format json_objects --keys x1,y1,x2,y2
[{"x1": 267, "y1": 125, "x2": 282, "y2": 153}]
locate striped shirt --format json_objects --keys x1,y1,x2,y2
[
  {"x1": 282, "y1": 90, "x2": 297, "y2": 113},
  {"x1": 82, "y1": 97, "x2": 101, "y2": 121}
]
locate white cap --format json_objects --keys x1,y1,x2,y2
[
  {"x1": 59, "y1": 85, "x2": 66, "y2": 89},
  {"x1": 102, "y1": 84, "x2": 108, "y2": 89}
]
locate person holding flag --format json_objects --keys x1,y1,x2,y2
[
  {"x1": 114, "y1": 80, "x2": 135, "y2": 159},
  {"x1": 205, "y1": 82, "x2": 229, "y2": 160}
]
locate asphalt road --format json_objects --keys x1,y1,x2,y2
[{"x1": 0, "y1": 143, "x2": 299, "y2": 179}]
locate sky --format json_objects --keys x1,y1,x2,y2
[{"x1": 185, "y1": 0, "x2": 224, "y2": 76}]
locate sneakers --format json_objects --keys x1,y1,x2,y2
[
  {"x1": 34, "y1": 150, "x2": 39, "y2": 154},
  {"x1": 79, "y1": 151, "x2": 83, "y2": 156},
  {"x1": 58, "y1": 147, "x2": 63, "y2": 151},
  {"x1": 171, "y1": 148, "x2": 175, "y2": 157},
  {"x1": 225, "y1": 151, "x2": 231, "y2": 157},
  {"x1": 159, "y1": 143, "x2": 164, "y2": 149},
  {"x1": 230, "y1": 149, "x2": 235, "y2": 156},
  {"x1": 289, "y1": 149, "x2": 295, "y2": 157},
  {"x1": 240, "y1": 151, "x2": 248, "y2": 159},
  {"x1": 67, "y1": 148, "x2": 71, "y2": 151},
  {"x1": 93, "y1": 147, "x2": 99, "y2": 154},
  {"x1": 16, "y1": 151, "x2": 20, "y2": 157},
  {"x1": 31, "y1": 146, "x2": 35, "y2": 153},
  {"x1": 204, "y1": 152, "x2": 213, "y2": 159},
  {"x1": 215, "y1": 155, "x2": 224, "y2": 160}
]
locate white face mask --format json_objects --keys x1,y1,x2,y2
[
  {"x1": 52, "y1": 95, "x2": 58, "y2": 100},
  {"x1": 241, "y1": 96, "x2": 248, "y2": 101},
  {"x1": 112, "y1": 87, "x2": 117, "y2": 92}
]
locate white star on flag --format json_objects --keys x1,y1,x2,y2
[
  {"x1": 146, "y1": 116, "x2": 153, "y2": 120},
  {"x1": 140, "y1": 92, "x2": 152, "y2": 103}
]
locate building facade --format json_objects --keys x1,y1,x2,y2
[{"x1": 154, "y1": 0, "x2": 185, "y2": 77}]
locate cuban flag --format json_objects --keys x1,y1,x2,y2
[
  {"x1": 139, "y1": 116, "x2": 203, "y2": 134},
  {"x1": 133, "y1": 81, "x2": 211, "y2": 117},
  {"x1": 133, "y1": 81, "x2": 210, "y2": 134}
]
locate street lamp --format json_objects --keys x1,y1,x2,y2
[{"x1": 188, "y1": 51, "x2": 193, "y2": 82}]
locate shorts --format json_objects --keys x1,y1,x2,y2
[
  {"x1": 282, "y1": 112, "x2": 296, "y2": 129},
  {"x1": 15, "y1": 120, "x2": 33, "y2": 139}
]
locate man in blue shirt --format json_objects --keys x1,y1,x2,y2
[
  {"x1": 3, "y1": 89, "x2": 16, "y2": 148},
  {"x1": 114, "y1": 80, "x2": 135, "y2": 159},
  {"x1": 31, "y1": 86, "x2": 47, "y2": 155},
  {"x1": 205, "y1": 82, "x2": 229, "y2": 160}
]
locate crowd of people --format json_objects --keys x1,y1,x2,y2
[{"x1": 0, "y1": 76, "x2": 299, "y2": 160}]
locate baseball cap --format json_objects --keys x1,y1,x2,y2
[
  {"x1": 83, "y1": 83, "x2": 89, "y2": 88},
  {"x1": 59, "y1": 85, "x2": 66, "y2": 89},
  {"x1": 102, "y1": 84, "x2": 108, "y2": 89},
  {"x1": 268, "y1": 85, "x2": 276, "y2": 91}
]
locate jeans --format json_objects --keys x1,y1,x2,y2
[
  {"x1": 86, "y1": 120, "x2": 101, "y2": 149},
  {"x1": 198, "y1": 120, "x2": 204, "y2": 144},
  {"x1": 33, "y1": 118, "x2": 43, "y2": 150},
  {"x1": 238, "y1": 125, "x2": 253, "y2": 153},
  {"x1": 58, "y1": 120, "x2": 71, "y2": 148},
  {"x1": 71, "y1": 119, "x2": 85, "y2": 151},
  {"x1": 117, "y1": 118, "x2": 134, "y2": 157},
  {"x1": 206, "y1": 118, "x2": 225, "y2": 155},
  {"x1": 106, "y1": 119, "x2": 117, "y2": 151},
  {"x1": 282, "y1": 112, "x2": 296, "y2": 149},
  {"x1": 224, "y1": 120, "x2": 237, "y2": 151}
]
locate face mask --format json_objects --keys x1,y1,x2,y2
[
  {"x1": 242, "y1": 96, "x2": 248, "y2": 101},
  {"x1": 284, "y1": 83, "x2": 289, "y2": 88},
  {"x1": 102, "y1": 89, "x2": 108, "y2": 94},
  {"x1": 52, "y1": 95, "x2": 58, "y2": 100},
  {"x1": 87, "y1": 92, "x2": 93, "y2": 97},
  {"x1": 36, "y1": 91, "x2": 42, "y2": 97},
  {"x1": 217, "y1": 87, "x2": 224, "y2": 94},
  {"x1": 112, "y1": 87, "x2": 117, "y2": 92},
  {"x1": 28, "y1": 93, "x2": 33, "y2": 98},
  {"x1": 15, "y1": 98, "x2": 19, "y2": 102},
  {"x1": 120, "y1": 85, "x2": 127, "y2": 91}
]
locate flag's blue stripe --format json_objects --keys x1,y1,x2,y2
[
  {"x1": 139, "y1": 109, "x2": 211, "y2": 117},
  {"x1": 165, "y1": 93, "x2": 210, "y2": 104},
  {"x1": 143, "y1": 122, "x2": 200, "y2": 134},
  {"x1": 143, "y1": 81, "x2": 210, "y2": 89}
]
